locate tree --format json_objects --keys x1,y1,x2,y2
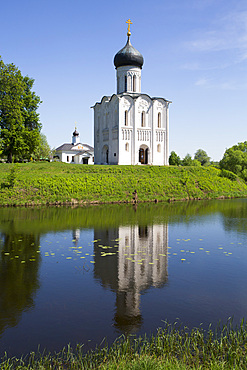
[
  {"x1": 194, "y1": 149, "x2": 210, "y2": 166},
  {"x1": 220, "y1": 142, "x2": 247, "y2": 181},
  {"x1": 169, "y1": 151, "x2": 181, "y2": 166},
  {"x1": 0, "y1": 57, "x2": 42, "y2": 162},
  {"x1": 182, "y1": 154, "x2": 193, "y2": 166},
  {"x1": 33, "y1": 133, "x2": 51, "y2": 161}
]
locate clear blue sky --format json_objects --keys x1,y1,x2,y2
[{"x1": 1, "y1": 0, "x2": 246, "y2": 161}]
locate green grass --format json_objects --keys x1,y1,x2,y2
[
  {"x1": 0, "y1": 162, "x2": 247, "y2": 206},
  {"x1": 1, "y1": 320, "x2": 247, "y2": 369}
]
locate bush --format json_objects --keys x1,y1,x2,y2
[{"x1": 219, "y1": 169, "x2": 238, "y2": 181}]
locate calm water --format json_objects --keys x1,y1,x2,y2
[{"x1": 0, "y1": 199, "x2": 247, "y2": 356}]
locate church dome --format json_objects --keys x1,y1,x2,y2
[
  {"x1": 73, "y1": 129, "x2": 79, "y2": 136},
  {"x1": 114, "y1": 36, "x2": 144, "y2": 69}
]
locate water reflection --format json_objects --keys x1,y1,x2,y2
[
  {"x1": 0, "y1": 199, "x2": 246, "y2": 356},
  {"x1": 0, "y1": 231, "x2": 41, "y2": 336},
  {"x1": 93, "y1": 224, "x2": 168, "y2": 333}
]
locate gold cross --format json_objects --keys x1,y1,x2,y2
[{"x1": 126, "y1": 19, "x2": 132, "y2": 34}]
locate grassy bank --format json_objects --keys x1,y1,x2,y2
[
  {"x1": 0, "y1": 162, "x2": 247, "y2": 206},
  {"x1": 1, "y1": 321, "x2": 246, "y2": 369}
]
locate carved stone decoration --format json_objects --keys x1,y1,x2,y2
[{"x1": 138, "y1": 98, "x2": 150, "y2": 113}]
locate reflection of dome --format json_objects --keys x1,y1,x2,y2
[
  {"x1": 114, "y1": 313, "x2": 143, "y2": 333},
  {"x1": 114, "y1": 37, "x2": 144, "y2": 69}
]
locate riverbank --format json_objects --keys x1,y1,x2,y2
[
  {"x1": 1, "y1": 321, "x2": 246, "y2": 369},
  {"x1": 0, "y1": 162, "x2": 247, "y2": 206}
]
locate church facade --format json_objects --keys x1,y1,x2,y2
[
  {"x1": 92, "y1": 21, "x2": 171, "y2": 165},
  {"x1": 55, "y1": 129, "x2": 94, "y2": 164}
]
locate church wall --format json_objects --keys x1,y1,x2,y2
[
  {"x1": 94, "y1": 97, "x2": 121, "y2": 165},
  {"x1": 109, "y1": 97, "x2": 119, "y2": 164},
  {"x1": 118, "y1": 96, "x2": 134, "y2": 164},
  {"x1": 61, "y1": 151, "x2": 75, "y2": 163},
  {"x1": 152, "y1": 99, "x2": 167, "y2": 166},
  {"x1": 134, "y1": 96, "x2": 152, "y2": 164},
  {"x1": 93, "y1": 105, "x2": 102, "y2": 164},
  {"x1": 117, "y1": 66, "x2": 141, "y2": 94}
]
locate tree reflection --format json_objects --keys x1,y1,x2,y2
[
  {"x1": 0, "y1": 232, "x2": 41, "y2": 336},
  {"x1": 220, "y1": 199, "x2": 247, "y2": 234}
]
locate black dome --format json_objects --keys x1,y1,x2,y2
[
  {"x1": 73, "y1": 129, "x2": 79, "y2": 136},
  {"x1": 114, "y1": 37, "x2": 144, "y2": 69}
]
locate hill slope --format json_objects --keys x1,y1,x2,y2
[{"x1": 0, "y1": 162, "x2": 246, "y2": 206}]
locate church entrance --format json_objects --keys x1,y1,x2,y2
[{"x1": 139, "y1": 147, "x2": 149, "y2": 164}]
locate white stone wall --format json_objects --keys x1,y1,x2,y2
[
  {"x1": 93, "y1": 93, "x2": 169, "y2": 165},
  {"x1": 116, "y1": 66, "x2": 141, "y2": 94}
]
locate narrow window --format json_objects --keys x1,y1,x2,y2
[
  {"x1": 157, "y1": 144, "x2": 161, "y2": 153},
  {"x1": 158, "y1": 112, "x2": 161, "y2": 128},
  {"x1": 125, "y1": 110, "x2": 128, "y2": 126},
  {"x1": 72, "y1": 156, "x2": 74, "y2": 162},
  {"x1": 133, "y1": 75, "x2": 136, "y2": 92},
  {"x1": 125, "y1": 143, "x2": 129, "y2": 152},
  {"x1": 124, "y1": 76, "x2": 127, "y2": 92},
  {"x1": 141, "y1": 111, "x2": 145, "y2": 127},
  {"x1": 67, "y1": 156, "x2": 69, "y2": 162}
]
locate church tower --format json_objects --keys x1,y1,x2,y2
[
  {"x1": 93, "y1": 20, "x2": 171, "y2": 165},
  {"x1": 114, "y1": 19, "x2": 143, "y2": 94},
  {"x1": 72, "y1": 128, "x2": 80, "y2": 145}
]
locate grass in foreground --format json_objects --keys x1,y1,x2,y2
[
  {"x1": 0, "y1": 162, "x2": 247, "y2": 206},
  {"x1": 1, "y1": 320, "x2": 246, "y2": 369}
]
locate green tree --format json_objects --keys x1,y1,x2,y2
[
  {"x1": 220, "y1": 142, "x2": 247, "y2": 181},
  {"x1": 33, "y1": 133, "x2": 51, "y2": 161},
  {"x1": 182, "y1": 154, "x2": 193, "y2": 166},
  {"x1": 194, "y1": 149, "x2": 210, "y2": 166},
  {"x1": 192, "y1": 159, "x2": 201, "y2": 167},
  {"x1": 0, "y1": 57, "x2": 42, "y2": 162},
  {"x1": 169, "y1": 151, "x2": 181, "y2": 166}
]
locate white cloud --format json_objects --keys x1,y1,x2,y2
[
  {"x1": 194, "y1": 77, "x2": 247, "y2": 90},
  {"x1": 186, "y1": 10, "x2": 247, "y2": 58},
  {"x1": 195, "y1": 78, "x2": 211, "y2": 86}
]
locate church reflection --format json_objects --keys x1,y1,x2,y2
[{"x1": 93, "y1": 224, "x2": 168, "y2": 334}]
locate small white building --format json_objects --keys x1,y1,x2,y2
[
  {"x1": 55, "y1": 129, "x2": 94, "y2": 164},
  {"x1": 92, "y1": 21, "x2": 171, "y2": 165}
]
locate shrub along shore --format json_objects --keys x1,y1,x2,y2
[
  {"x1": 1, "y1": 320, "x2": 246, "y2": 369},
  {"x1": 0, "y1": 162, "x2": 247, "y2": 207}
]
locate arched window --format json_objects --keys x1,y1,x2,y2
[
  {"x1": 117, "y1": 77, "x2": 120, "y2": 94},
  {"x1": 158, "y1": 112, "x2": 161, "y2": 128},
  {"x1": 124, "y1": 110, "x2": 128, "y2": 126},
  {"x1": 141, "y1": 111, "x2": 145, "y2": 127},
  {"x1": 157, "y1": 144, "x2": 161, "y2": 153},
  {"x1": 125, "y1": 76, "x2": 127, "y2": 92},
  {"x1": 133, "y1": 75, "x2": 136, "y2": 92},
  {"x1": 125, "y1": 143, "x2": 129, "y2": 152}
]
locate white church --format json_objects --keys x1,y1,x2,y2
[
  {"x1": 55, "y1": 128, "x2": 94, "y2": 164},
  {"x1": 93, "y1": 20, "x2": 171, "y2": 165}
]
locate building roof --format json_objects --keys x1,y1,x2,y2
[
  {"x1": 56, "y1": 143, "x2": 94, "y2": 153},
  {"x1": 92, "y1": 93, "x2": 172, "y2": 108},
  {"x1": 114, "y1": 36, "x2": 144, "y2": 69}
]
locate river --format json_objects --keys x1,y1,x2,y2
[{"x1": 0, "y1": 198, "x2": 247, "y2": 356}]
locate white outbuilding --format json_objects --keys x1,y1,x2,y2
[
  {"x1": 92, "y1": 20, "x2": 171, "y2": 165},
  {"x1": 55, "y1": 129, "x2": 94, "y2": 164}
]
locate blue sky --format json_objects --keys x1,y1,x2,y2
[{"x1": 1, "y1": 0, "x2": 246, "y2": 161}]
